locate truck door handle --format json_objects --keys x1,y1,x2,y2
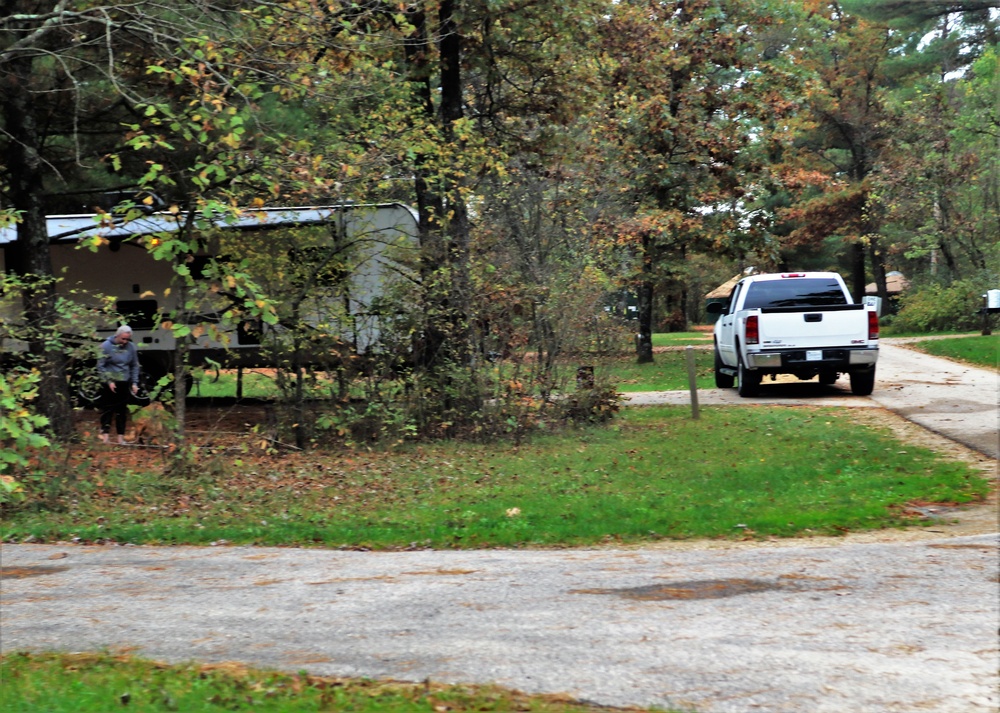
[{"x1": 804, "y1": 313, "x2": 822, "y2": 322}]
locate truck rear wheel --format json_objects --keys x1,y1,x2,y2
[
  {"x1": 849, "y1": 367, "x2": 876, "y2": 396},
  {"x1": 737, "y1": 359, "x2": 760, "y2": 397},
  {"x1": 714, "y1": 348, "x2": 735, "y2": 388}
]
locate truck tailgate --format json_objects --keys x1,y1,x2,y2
[{"x1": 755, "y1": 309, "x2": 868, "y2": 349}]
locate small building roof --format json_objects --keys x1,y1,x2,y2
[
  {"x1": 705, "y1": 274, "x2": 741, "y2": 299},
  {"x1": 865, "y1": 272, "x2": 910, "y2": 295},
  {"x1": 0, "y1": 203, "x2": 417, "y2": 245},
  {"x1": 705, "y1": 268, "x2": 759, "y2": 299}
]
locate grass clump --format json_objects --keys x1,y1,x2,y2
[
  {"x1": 3, "y1": 407, "x2": 988, "y2": 548},
  {"x1": 0, "y1": 652, "x2": 667, "y2": 712}
]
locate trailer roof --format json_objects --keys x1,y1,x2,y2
[{"x1": 0, "y1": 203, "x2": 417, "y2": 245}]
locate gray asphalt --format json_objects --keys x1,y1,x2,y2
[{"x1": 2, "y1": 339, "x2": 998, "y2": 713}]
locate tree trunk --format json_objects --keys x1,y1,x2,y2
[
  {"x1": 437, "y1": 0, "x2": 472, "y2": 367},
  {"x1": 2, "y1": 53, "x2": 75, "y2": 439},
  {"x1": 404, "y1": 5, "x2": 446, "y2": 371},
  {"x1": 172, "y1": 339, "x2": 187, "y2": 446},
  {"x1": 635, "y1": 279, "x2": 655, "y2": 363},
  {"x1": 171, "y1": 278, "x2": 188, "y2": 448},
  {"x1": 405, "y1": 0, "x2": 473, "y2": 373},
  {"x1": 868, "y1": 237, "x2": 889, "y2": 306},
  {"x1": 850, "y1": 241, "x2": 867, "y2": 305},
  {"x1": 635, "y1": 233, "x2": 655, "y2": 364}
]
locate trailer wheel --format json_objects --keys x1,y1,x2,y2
[
  {"x1": 737, "y1": 358, "x2": 760, "y2": 397},
  {"x1": 138, "y1": 355, "x2": 193, "y2": 398},
  {"x1": 849, "y1": 367, "x2": 876, "y2": 396},
  {"x1": 70, "y1": 365, "x2": 103, "y2": 409},
  {"x1": 714, "y1": 347, "x2": 735, "y2": 388}
]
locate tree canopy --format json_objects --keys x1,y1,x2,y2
[{"x1": 2, "y1": 0, "x2": 998, "y2": 440}]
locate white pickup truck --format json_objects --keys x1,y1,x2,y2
[{"x1": 707, "y1": 271, "x2": 879, "y2": 397}]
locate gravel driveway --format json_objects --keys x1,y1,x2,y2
[
  {"x1": 3, "y1": 534, "x2": 997, "y2": 713},
  {"x1": 2, "y1": 340, "x2": 998, "y2": 713}
]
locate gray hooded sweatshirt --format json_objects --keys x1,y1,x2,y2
[{"x1": 98, "y1": 336, "x2": 140, "y2": 384}]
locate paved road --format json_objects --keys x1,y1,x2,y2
[
  {"x1": 2, "y1": 340, "x2": 998, "y2": 713},
  {"x1": 3, "y1": 536, "x2": 997, "y2": 713}
]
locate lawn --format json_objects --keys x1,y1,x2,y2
[
  {"x1": 4, "y1": 406, "x2": 987, "y2": 548},
  {"x1": 598, "y1": 348, "x2": 714, "y2": 392},
  {"x1": 1, "y1": 652, "x2": 668, "y2": 713},
  {"x1": 906, "y1": 334, "x2": 998, "y2": 370},
  {"x1": 651, "y1": 331, "x2": 713, "y2": 347}
]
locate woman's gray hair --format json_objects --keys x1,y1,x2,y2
[{"x1": 115, "y1": 325, "x2": 133, "y2": 337}]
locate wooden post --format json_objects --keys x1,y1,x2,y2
[
  {"x1": 685, "y1": 346, "x2": 700, "y2": 420},
  {"x1": 236, "y1": 366, "x2": 244, "y2": 400}
]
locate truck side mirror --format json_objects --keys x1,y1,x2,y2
[{"x1": 706, "y1": 302, "x2": 726, "y2": 315}]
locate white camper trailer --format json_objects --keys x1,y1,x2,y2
[{"x1": 0, "y1": 203, "x2": 418, "y2": 387}]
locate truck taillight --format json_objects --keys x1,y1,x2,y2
[
  {"x1": 746, "y1": 315, "x2": 759, "y2": 345},
  {"x1": 868, "y1": 310, "x2": 879, "y2": 340}
]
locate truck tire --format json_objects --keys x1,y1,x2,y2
[
  {"x1": 819, "y1": 369, "x2": 838, "y2": 385},
  {"x1": 737, "y1": 359, "x2": 761, "y2": 397},
  {"x1": 849, "y1": 367, "x2": 876, "y2": 396},
  {"x1": 714, "y1": 347, "x2": 735, "y2": 388}
]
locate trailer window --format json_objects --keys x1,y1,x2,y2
[
  {"x1": 743, "y1": 279, "x2": 848, "y2": 309},
  {"x1": 188, "y1": 255, "x2": 231, "y2": 280},
  {"x1": 116, "y1": 300, "x2": 158, "y2": 330}
]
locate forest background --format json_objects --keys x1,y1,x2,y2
[{"x1": 1, "y1": 0, "x2": 998, "y2": 468}]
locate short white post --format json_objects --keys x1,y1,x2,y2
[{"x1": 685, "y1": 345, "x2": 700, "y2": 420}]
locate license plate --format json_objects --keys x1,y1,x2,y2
[{"x1": 806, "y1": 350, "x2": 823, "y2": 361}]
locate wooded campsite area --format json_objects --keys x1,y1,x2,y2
[{"x1": 2, "y1": 1, "x2": 998, "y2": 464}]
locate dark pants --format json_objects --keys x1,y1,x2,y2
[{"x1": 99, "y1": 381, "x2": 131, "y2": 435}]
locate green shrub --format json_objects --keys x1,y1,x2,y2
[
  {"x1": 0, "y1": 369, "x2": 51, "y2": 507},
  {"x1": 891, "y1": 280, "x2": 985, "y2": 332}
]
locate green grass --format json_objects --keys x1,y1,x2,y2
[
  {"x1": 879, "y1": 327, "x2": 970, "y2": 338},
  {"x1": 600, "y1": 349, "x2": 714, "y2": 392},
  {"x1": 907, "y1": 334, "x2": 999, "y2": 370},
  {"x1": 191, "y1": 369, "x2": 282, "y2": 399},
  {"x1": 5, "y1": 407, "x2": 987, "y2": 548},
  {"x1": 0, "y1": 652, "x2": 667, "y2": 713},
  {"x1": 650, "y1": 331, "x2": 712, "y2": 347}
]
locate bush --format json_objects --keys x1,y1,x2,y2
[
  {"x1": 891, "y1": 280, "x2": 986, "y2": 332},
  {"x1": 0, "y1": 369, "x2": 52, "y2": 508}
]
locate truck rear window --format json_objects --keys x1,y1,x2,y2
[{"x1": 743, "y1": 279, "x2": 849, "y2": 309}]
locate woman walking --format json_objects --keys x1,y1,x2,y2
[{"x1": 97, "y1": 325, "x2": 140, "y2": 444}]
